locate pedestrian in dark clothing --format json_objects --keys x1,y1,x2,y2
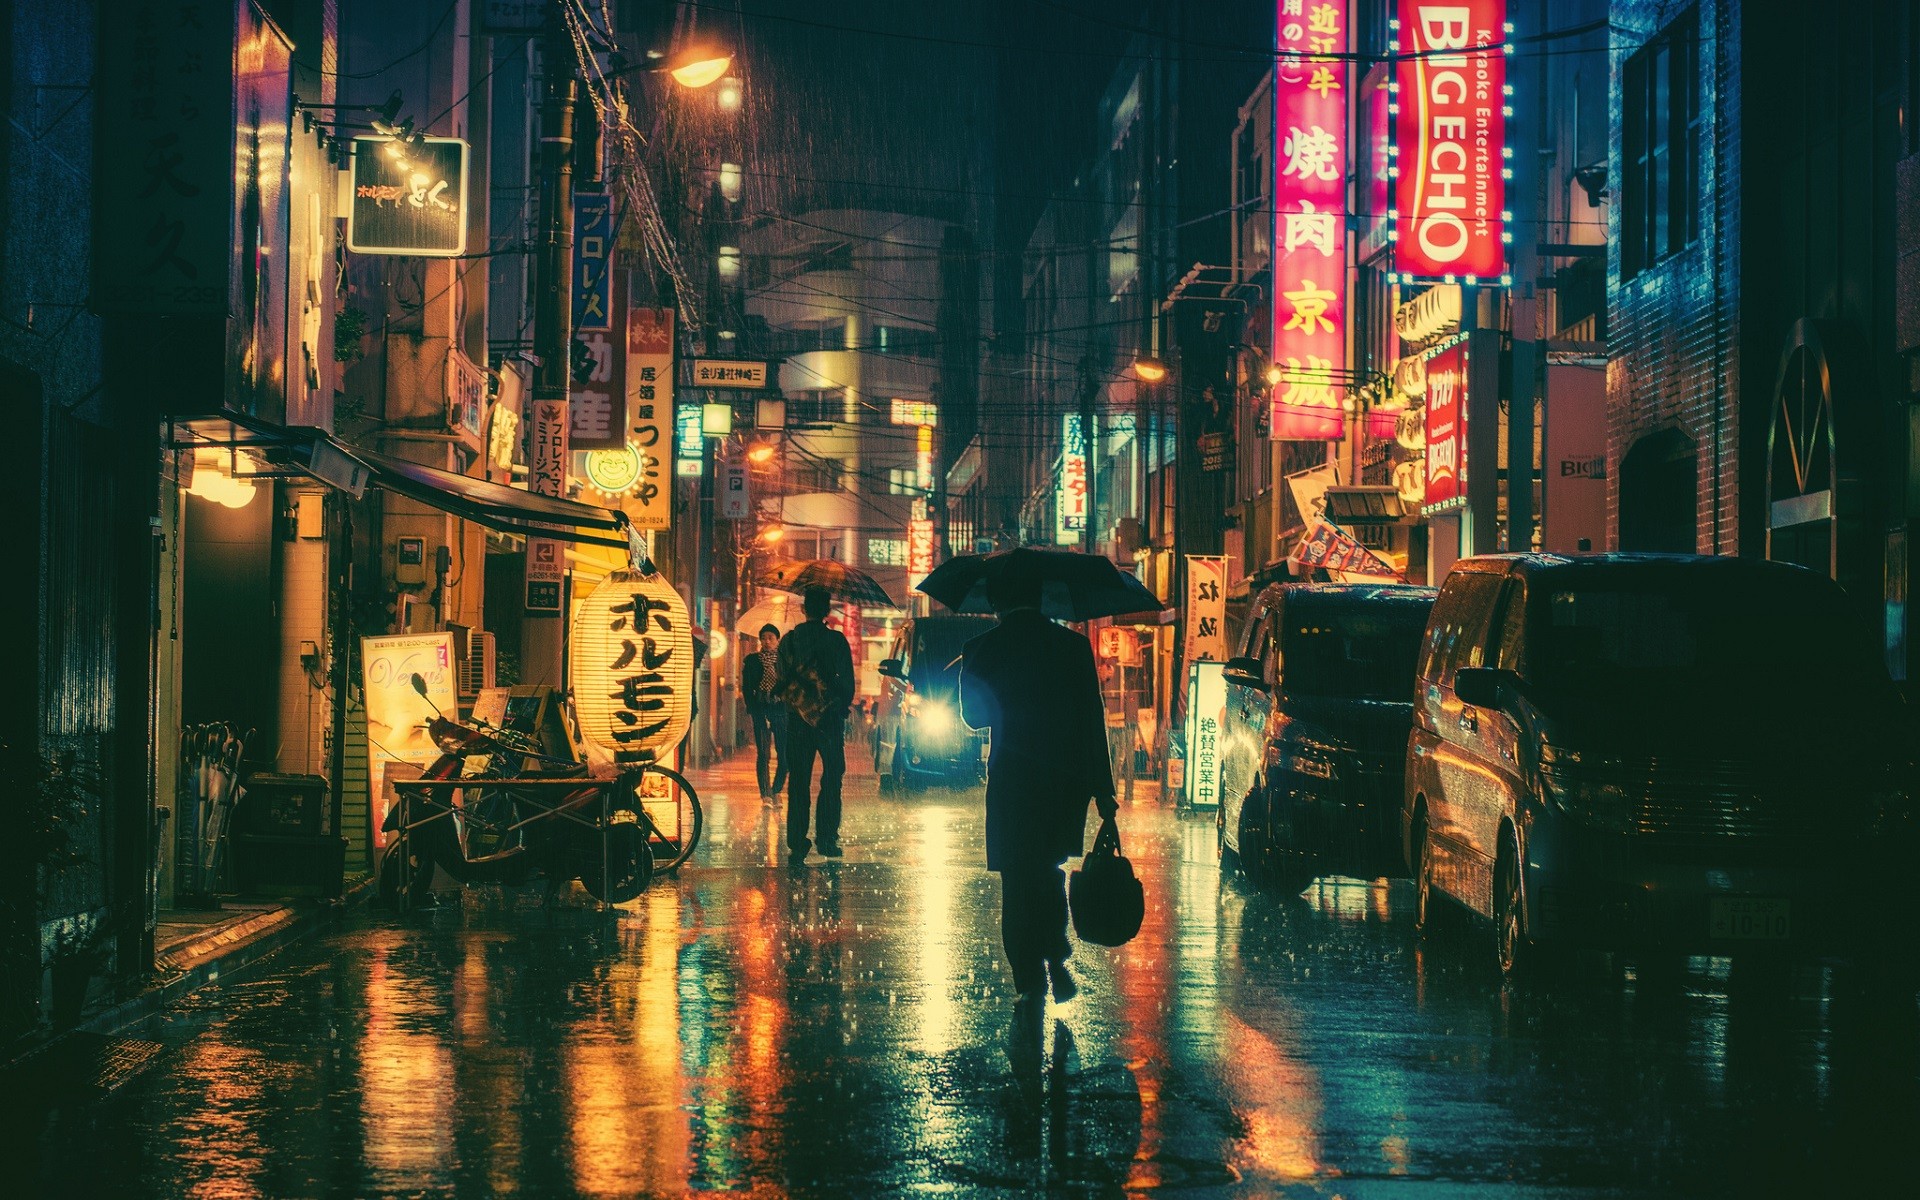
[
  {"x1": 742, "y1": 623, "x2": 788, "y2": 802},
  {"x1": 958, "y1": 571, "x2": 1117, "y2": 1018},
  {"x1": 775, "y1": 585, "x2": 855, "y2": 863}
]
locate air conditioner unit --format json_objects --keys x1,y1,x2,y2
[{"x1": 459, "y1": 631, "x2": 497, "y2": 699}]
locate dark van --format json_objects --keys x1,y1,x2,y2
[
  {"x1": 1218, "y1": 583, "x2": 1438, "y2": 893},
  {"x1": 874, "y1": 614, "x2": 996, "y2": 791},
  {"x1": 1405, "y1": 553, "x2": 1913, "y2": 976}
]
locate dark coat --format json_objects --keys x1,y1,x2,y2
[
  {"x1": 773, "y1": 618, "x2": 855, "y2": 727},
  {"x1": 959, "y1": 610, "x2": 1115, "y2": 872}
]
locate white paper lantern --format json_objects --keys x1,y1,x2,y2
[{"x1": 570, "y1": 568, "x2": 694, "y2": 763}]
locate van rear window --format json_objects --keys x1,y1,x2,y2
[
  {"x1": 1283, "y1": 606, "x2": 1431, "y2": 700},
  {"x1": 1535, "y1": 577, "x2": 1875, "y2": 693}
]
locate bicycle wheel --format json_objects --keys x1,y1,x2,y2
[{"x1": 627, "y1": 763, "x2": 703, "y2": 874}]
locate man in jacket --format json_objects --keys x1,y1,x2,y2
[
  {"x1": 741, "y1": 623, "x2": 787, "y2": 802},
  {"x1": 959, "y1": 571, "x2": 1117, "y2": 1013},
  {"x1": 775, "y1": 585, "x2": 855, "y2": 863}
]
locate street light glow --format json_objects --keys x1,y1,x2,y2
[
  {"x1": 670, "y1": 54, "x2": 733, "y2": 89},
  {"x1": 747, "y1": 443, "x2": 776, "y2": 464},
  {"x1": 1132, "y1": 355, "x2": 1169, "y2": 383}
]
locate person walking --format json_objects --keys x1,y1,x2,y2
[
  {"x1": 742, "y1": 623, "x2": 788, "y2": 802},
  {"x1": 958, "y1": 570, "x2": 1116, "y2": 1020},
  {"x1": 774, "y1": 585, "x2": 855, "y2": 864}
]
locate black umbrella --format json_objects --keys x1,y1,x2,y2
[
  {"x1": 757, "y1": 558, "x2": 898, "y2": 608},
  {"x1": 916, "y1": 547, "x2": 1166, "y2": 622}
]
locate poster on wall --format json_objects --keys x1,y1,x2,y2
[
  {"x1": 1422, "y1": 339, "x2": 1468, "y2": 511},
  {"x1": 361, "y1": 633, "x2": 458, "y2": 850},
  {"x1": 1269, "y1": 0, "x2": 1350, "y2": 440},
  {"x1": 1391, "y1": 0, "x2": 1510, "y2": 283},
  {"x1": 1542, "y1": 362, "x2": 1607, "y2": 552}
]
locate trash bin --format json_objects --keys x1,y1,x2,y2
[{"x1": 232, "y1": 773, "x2": 345, "y2": 898}]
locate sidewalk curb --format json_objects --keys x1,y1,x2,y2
[{"x1": 4, "y1": 876, "x2": 376, "y2": 1070}]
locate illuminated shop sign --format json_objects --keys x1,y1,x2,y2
[
  {"x1": 1055, "y1": 414, "x2": 1088, "y2": 544},
  {"x1": 1422, "y1": 337, "x2": 1467, "y2": 512}
]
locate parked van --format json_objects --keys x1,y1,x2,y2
[
  {"x1": 1405, "y1": 553, "x2": 1912, "y2": 976},
  {"x1": 1218, "y1": 583, "x2": 1437, "y2": 893},
  {"x1": 874, "y1": 614, "x2": 996, "y2": 791}
]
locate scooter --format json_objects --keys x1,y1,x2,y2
[{"x1": 377, "y1": 675, "x2": 652, "y2": 907}]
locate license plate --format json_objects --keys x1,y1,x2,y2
[{"x1": 1709, "y1": 897, "x2": 1791, "y2": 940}]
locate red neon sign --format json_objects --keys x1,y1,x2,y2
[
  {"x1": 1422, "y1": 339, "x2": 1467, "y2": 509},
  {"x1": 1268, "y1": 0, "x2": 1349, "y2": 441},
  {"x1": 1392, "y1": 1, "x2": 1510, "y2": 283}
]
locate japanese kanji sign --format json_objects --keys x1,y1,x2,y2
[
  {"x1": 908, "y1": 499, "x2": 937, "y2": 595},
  {"x1": 720, "y1": 459, "x2": 750, "y2": 519},
  {"x1": 571, "y1": 280, "x2": 625, "y2": 451},
  {"x1": 1270, "y1": 0, "x2": 1350, "y2": 440},
  {"x1": 1183, "y1": 660, "x2": 1227, "y2": 809},
  {"x1": 525, "y1": 537, "x2": 564, "y2": 614},
  {"x1": 1290, "y1": 521, "x2": 1402, "y2": 578},
  {"x1": 572, "y1": 193, "x2": 615, "y2": 331},
  {"x1": 347, "y1": 137, "x2": 469, "y2": 257},
  {"x1": 1182, "y1": 555, "x2": 1228, "y2": 667},
  {"x1": 529, "y1": 398, "x2": 569, "y2": 497},
  {"x1": 1055, "y1": 413, "x2": 1088, "y2": 545},
  {"x1": 97, "y1": 1, "x2": 245, "y2": 313},
  {"x1": 691, "y1": 359, "x2": 772, "y2": 389},
  {"x1": 627, "y1": 306, "x2": 676, "y2": 525},
  {"x1": 1391, "y1": 0, "x2": 1510, "y2": 282},
  {"x1": 1422, "y1": 337, "x2": 1468, "y2": 510}
]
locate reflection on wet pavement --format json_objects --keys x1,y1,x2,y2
[{"x1": 19, "y1": 750, "x2": 1920, "y2": 1197}]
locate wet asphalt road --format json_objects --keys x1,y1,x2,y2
[{"x1": 18, "y1": 747, "x2": 1920, "y2": 1198}]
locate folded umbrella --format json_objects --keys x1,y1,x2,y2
[
  {"x1": 756, "y1": 558, "x2": 898, "y2": 608},
  {"x1": 916, "y1": 546, "x2": 1165, "y2": 622}
]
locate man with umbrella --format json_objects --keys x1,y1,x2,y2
[
  {"x1": 773, "y1": 584, "x2": 855, "y2": 863},
  {"x1": 955, "y1": 568, "x2": 1119, "y2": 1016}
]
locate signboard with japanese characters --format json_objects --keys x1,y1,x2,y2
[
  {"x1": 572, "y1": 193, "x2": 615, "y2": 331},
  {"x1": 692, "y1": 359, "x2": 772, "y2": 389},
  {"x1": 525, "y1": 537, "x2": 564, "y2": 613},
  {"x1": 529, "y1": 398, "x2": 569, "y2": 497},
  {"x1": 571, "y1": 282, "x2": 625, "y2": 451},
  {"x1": 347, "y1": 137, "x2": 469, "y2": 257},
  {"x1": 1270, "y1": 0, "x2": 1350, "y2": 440},
  {"x1": 720, "y1": 460, "x2": 751, "y2": 519},
  {"x1": 1183, "y1": 660, "x2": 1227, "y2": 810},
  {"x1": 625, "y1": 306, "x2": 675, "y2": 521},
  {"x1": 1290, "y1": 521, "x2": 1402, "y2": 578},
  {"x1": 1182, "y1": 554, "x2": 1228, "y2": 666},
  {"x1": 1391, "y1": 0, "x2": 1511, "y2": 283},
  {"x1": 446, "y1": 348, "x2": 487, "y2": 452},
  {"x1": 1055, "y1": 414, "x2": 1089, "y2": 545},
  {"x1": 1422, "y1": 338, "x2": 1468, "y2": 511},
  {"x1": 675, "y1": 404, "x2": 705, "y2": 477},
  {"x1": 96, "y1": 2, "x2": 237, "y2": 313},
  {"x1": 890, "y1": 398, "x2": 938, "y2": 427},
  {"x1": 908, "y1": 499, "x2": 937, "y2": 595}
]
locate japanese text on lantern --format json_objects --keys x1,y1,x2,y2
[
  {"x1": 606, "y1": 589, "x2": 677, "y2": 759},
  {"x1": 1270, "y1": 0, "x2": 1350, "y2": 441},
  {"x1": 1391, "y1": 0, "x2": 1511, "y2": 282}
]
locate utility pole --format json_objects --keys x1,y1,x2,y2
[
  {"x1": 1077, "y1": 355, "x2": 1099, "y2": 554},
  {"x1": 522, "y1": 2, "x2": 577, "y2": 687}
]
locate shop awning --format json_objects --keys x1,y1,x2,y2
[
  {"x1": 166, "y1": 411, "x2": 630, "y2": 549},
  {"x1": 320, "y1": 438, "x2": 630, "y2": 548}
]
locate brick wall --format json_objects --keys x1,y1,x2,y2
[{"x1": 1607, "y1": 0, "x2": 1742, "y2": 555}]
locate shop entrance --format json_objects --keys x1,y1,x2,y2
[{"x1": 1618, "y1": 428, "x2": 1697, "y2": 553}]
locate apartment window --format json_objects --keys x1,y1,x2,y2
[
  {"x1": 1622, "y1": 7, "x2": 1701, "y2": 278},
  {"x1": 888, "y1": 467, "x2": 923, "y2": 496},
  {"x1": 867, "y1": 538, "x2": 907, "y2": 566}
]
